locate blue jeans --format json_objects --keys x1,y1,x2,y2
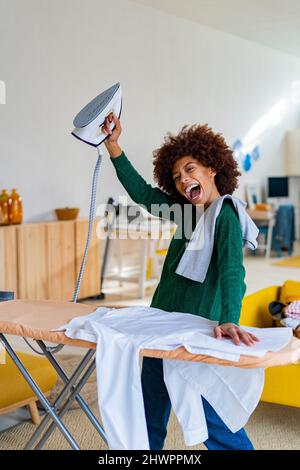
[{"x1": 141, "y1": 357, "x2": 254, "y2": 450}]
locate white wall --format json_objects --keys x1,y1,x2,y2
[{"x1": 0, "y1": 0, "x2": 300, "y2": 222}]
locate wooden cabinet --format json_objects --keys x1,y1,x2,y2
[
  {"x1": 0, "y1": 219, "x2": 101, "y2": 301},
  {"x1": 47, "y1": 221, "x2": 76, "y2": 300},
  {"x1": 0, "y1": 225, "x2": 18, "y2": 295},
  {"x1": 17, "y1": 222, "x2": 48, "y2": 299},
  {"x1": 74, "y1": 219, "x2": 101, "y2": 300}
]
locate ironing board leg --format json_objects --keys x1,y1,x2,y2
[
  {"x1": 0, "y1": 334, "x2": 80, "y2": 450},
  {"x1": 34, "y1": 354, "x2": 98, "y2": 450},
  {"x1": 36, "y1": 340, "x2": 107, "y2": 443},
  {"x1": 25, "y1": 347, "x2": 95, "y2": 450}
]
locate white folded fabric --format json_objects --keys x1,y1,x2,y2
[{"x1": 175, "y1": 195, "x2": 259, "y2": 282}]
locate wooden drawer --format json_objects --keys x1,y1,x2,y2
[
  {"x1": 75, "y1": 219, "x2": 101, "y2": 299},
  {"x1": 0, "y1": 225, "x2": 18, "y2": 295},
  {"x1": 0, "y1": 219, "x2": 101, "y2": 301}
]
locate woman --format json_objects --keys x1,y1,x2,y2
[{"x1": 102, "y1": 115, "x2": 258, "y2": 450}]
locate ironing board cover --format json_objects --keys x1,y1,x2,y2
[{"x1": 0, "y1": 300, "x2": 299, "y2": 368}]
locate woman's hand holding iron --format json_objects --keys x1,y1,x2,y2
[{"x1": 102, "y1": 114, "x2": 123, "y2": 158}]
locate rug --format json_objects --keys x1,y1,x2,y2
[
  {"x1": 1, "y1": 401, "x2": 300, "y2": 450},
  {"x1": 49, "y1": 354, "x2": 97, "y2": 410},
  {"x1": 272, "y1": 256, "x2": 300, "y2": 268}
]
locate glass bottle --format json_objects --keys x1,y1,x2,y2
[
  {"x1": 0, "y1": 190, "x2": 10, "y2": 225},
  {"x1": 9, "y1": 188, "x2": 23, "y2": 224}
]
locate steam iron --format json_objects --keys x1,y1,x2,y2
[{"x1": 72, "y1": 82, "x2": 122, "y2": 147}]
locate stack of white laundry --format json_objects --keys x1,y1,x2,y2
[
  {"x1": 57, "y1": 306, "x2": 292, "y2": 450},
  {"x1": 281, "y1": 300, "x2": 300, "y2": 330}
]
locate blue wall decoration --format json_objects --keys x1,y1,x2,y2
[
  {"x1": 251, "y1": 145, "x2": 260, "y2": 161},
  {"x1": 232, "y1": 139, "x2": 261, "y2": 172},
  {"x1": 243, "y1": 153, "x2": 252, "y2": 172}
]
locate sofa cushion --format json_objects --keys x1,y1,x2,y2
[
  {"x1": 0, "y1": 352, "x2": 57, "y2": 408},
  {"x1": 280, "y1": 280, "x2": 300, "y2": 304}
]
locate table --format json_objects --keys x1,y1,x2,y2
[
  {"x1": 104, "y1": 219, "x2": 175, "y2": 298},
  {"x1": 246, "y1": 209, "x2": 276, "y2": 258}
]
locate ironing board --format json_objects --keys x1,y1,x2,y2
[{"x1": 0, "y1": 299, "x2": 300, "y2": 450}]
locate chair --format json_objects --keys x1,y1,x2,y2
[
  {"x1": 0, "y1": 291, "x2": 57, "y2": 424},
  {"x1": 240, "y1": 286, "x2": 300, "y2": 407},
  {"x1": 147, "y1": 224, "x2": 176, "y2": 281},
  {"x1": 271, "y1": 204, "x2": 295, "y2": 257},
  {"x1": 247, "y1": 208, "x2": 275, "y2": 258},
  {"x1": 0, "y1": 352, "x2": 57, "y2": 424}
]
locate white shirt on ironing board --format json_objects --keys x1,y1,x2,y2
[{"x1": 57, "y1": 306, "x2": 292, "y2": 450}]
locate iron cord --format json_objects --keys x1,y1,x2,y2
[
  {"x1": 73, "y1": 147, "x2": 103, "y2": 302},
  {"x1": 23, "y1": 147, "x2": 103, "y2": 355}
]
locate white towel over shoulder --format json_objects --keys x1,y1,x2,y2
[{"x1": 175, "y1": 195, "x2": 259, "y2": 282}]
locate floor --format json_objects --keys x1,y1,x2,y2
[
  {"x1": 1, "y1": 400, "x2": 300, "y2": 450},
  {"x1": 0, "y1": 408, "x2": 33, "y2": 433}
]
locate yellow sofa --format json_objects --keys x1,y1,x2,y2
[
  {"x1": 240, "y1": 285, "x2": 300, "y2": 408},
  {"x1": 0, "y1": 352, "x2": 57, "y2": 424}
]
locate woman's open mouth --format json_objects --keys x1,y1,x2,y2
[{"x1": 184, "y1": 183, "x2": 202, "y2": 203}]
